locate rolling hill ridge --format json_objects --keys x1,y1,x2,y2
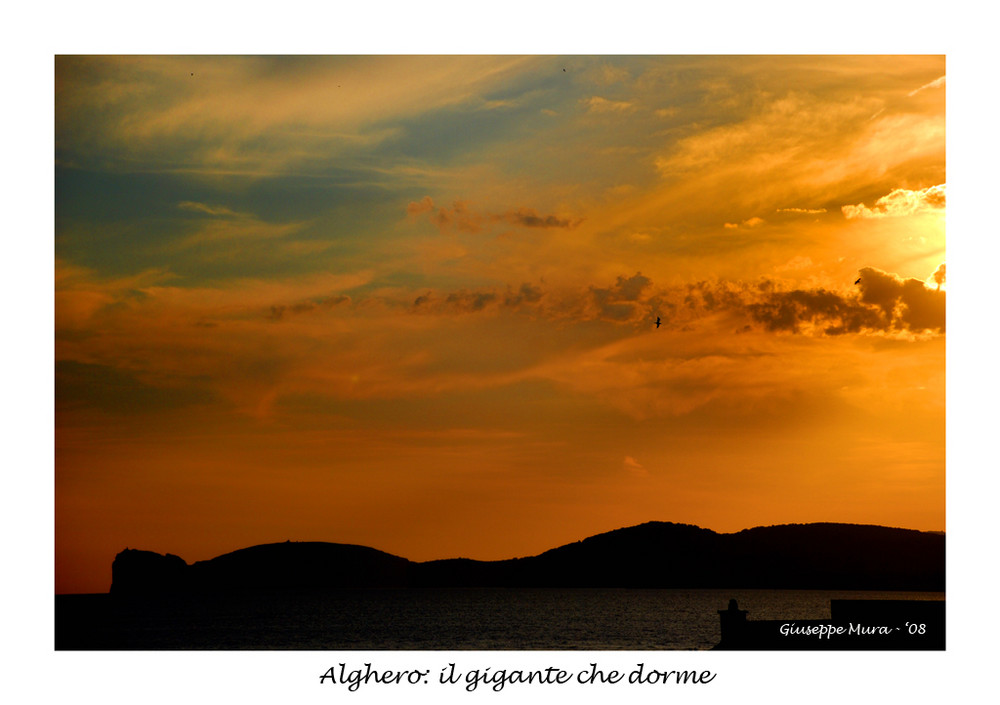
[{"x1": 110, "y1": 521, "x2": 945, "y2": 595}]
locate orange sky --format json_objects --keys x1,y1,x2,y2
[{"x1": 55, "y1": 55, "x2": 945, "y2": 594}]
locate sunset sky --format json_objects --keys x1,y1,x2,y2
[{"x1": 55, "y1": 55, "x2": 946, "y2": 594}]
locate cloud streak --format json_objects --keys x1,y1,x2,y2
[
  {"x1": 57, "y1": 55, "x2": 538, "y2": 177},
  {"x1": 777, "y1": 207, "x2": 827, "y2": 214},
  {"x1": 406, "y1": 197, "x2": 583, "y2": 234},
  {"x1": 908, "y1": 75, "x2": 946, "y2": 97},
  {"x1": 268, "y1": 295, "x2": 351, "y2": 321},
  {"x1": 173, "y1": 201, "x2": 310, "y2": 250},
  {"x1": 584, "y1": 96, "x2": 636, "y2": 113}
]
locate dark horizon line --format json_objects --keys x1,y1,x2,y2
[{"x1": 56, "y1": 519, "x2": 946, "y2": 596}]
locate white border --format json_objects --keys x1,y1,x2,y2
[{"x1": 10, "y1": 3, "x2": 995, "y2": 703}]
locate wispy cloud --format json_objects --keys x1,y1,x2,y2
[
  {"x1": 777, "y1": 207, "x2": 827, "y2": 215},
  {"x1": 583, "y1": 96, "x2": 636, "y2": 113},
  {"x1": 172, "y1": 201, "x2": 310, "y2": 250},
  {"x1": 724, "y1": 216, "x2": 765, "y2": 229},
  {"x1": 908, "y1": 75, "x2": 945, "y2": 97},
  {"x1": 56, "y1": 55, "x2": 538, "y2": 177},
  {"x1": 623, "y1": 456, "x2": 648, "y2": 477},
  {"x1": 646, "y1": 85, "x2": 944, "y2": 231},
  {"x1": 406, "y1": 197, "x2": 582, "y2": 234},
  {"x1": 177, "y1": 201, "x2": 241, "y2": 217}
]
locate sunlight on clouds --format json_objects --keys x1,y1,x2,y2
[
  {"x1": 723, "y1": 216, "x2": 765, "y2": 229},
  {"x1": 926, "y1": 263, "x2": 946, "y2": 291},
  {"x1": 55, "y1": 56, "x2": 946, "y2": 593},
  {"x1": 647, "y1": 91, "x2": 944, "y2": 231},
  {"x1": 842, "y1": 184, "x2": 946, "y2": 219}
]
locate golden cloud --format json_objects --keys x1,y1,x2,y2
[
  {"x1": 583, "y1": 96, "x2": 636, "y2": 113},
  {"x1": 841, "y1": 184, "x2": 945, "y2": 219}
]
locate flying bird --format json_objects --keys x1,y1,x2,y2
[
  {"x1": 655, "y1": 316, "x2": 661, "y2": 328},
  {"x1": 854, "y1": 277, "x2": 862, "y2": 285}
]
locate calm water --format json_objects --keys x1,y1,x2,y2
[{"x1": 55, "y1": 588, "x2": 944, "y2": 650}]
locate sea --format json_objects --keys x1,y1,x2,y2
[{"x1": 54, "y1": 587, "x2": 944, "y2": 650}]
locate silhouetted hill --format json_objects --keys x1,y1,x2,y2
[
  {"x1": 511, "y1": 522, "x2": 722, "y2": 587},
  {"x1": 111, "y1": 548, "x2": 188, "y2": 595},
  {"x1": 723, "y1": 523, "x2": 943, "y2": 589},
  {"x1": 190, "y1": 542, "x2": 413, "y2": 589},
  {"x1": 110, "y1": 522, "x2": 944, "y2": 595},
  {"x1": 111, "y1": 542, "x2": 412, "y2": 594}
]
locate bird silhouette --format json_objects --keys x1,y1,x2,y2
[
  {"x1": 655, "y1": 316, "x2": 661, "y2": 328},
  {"x1": 854, "y1": 277, "x2": 862, "y2": 285}
]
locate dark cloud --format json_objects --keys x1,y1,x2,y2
[
  {"x1": 407, "y1": 267, "x2": 943, "y2": 336},
  {"x1": 504, "y1": 282, "x2": 544, "y2": 307},
  {"x1": 587, "y1": 272, "x2": 653, "y2": 322},
  {"x1": 405, "y1": 196, "x2": 435, "y2": 217},
  {"x1": 856, "y1": 267, "x2": 901, "y2": 321},
  {"x1": 897, "y1": 278, "x2": 946, "y2": 332},
  {"x1": 446, "y1": 291, "x2": 497, "y2": 311},
  {"x1": 598, "y1": 267, "x2": 945, "y2": 336},
  {"x1": 683, "y1": 281, "x2": 744, "y2": 313},
  {"x1": 412, "y1": 290, "x2": 499, "y2": 313},
  {"x1": 502, "y1": 208, "x2": 581, "y2": 229},
  {"x1": 614, "y1": 272, "x2": 652, "y2": 301},
  {"x1": 413, "y1": 282, "x2": 545, "y2": 314},
  {"x1": 747, "y1": 287, "x2": 885, "y2": 334},
  {"x1": 268, "y1": 295, "x2": 350, "y2": 321},
  {"x1": 746, "y1": 267, "x2": 945, "y2": 335},
  {"x1": 406, "y1": 196, "x2": 580, "y2": 234},
  {"x1": 856, "y1": 267, "x2": 945, "y2": 332}
]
